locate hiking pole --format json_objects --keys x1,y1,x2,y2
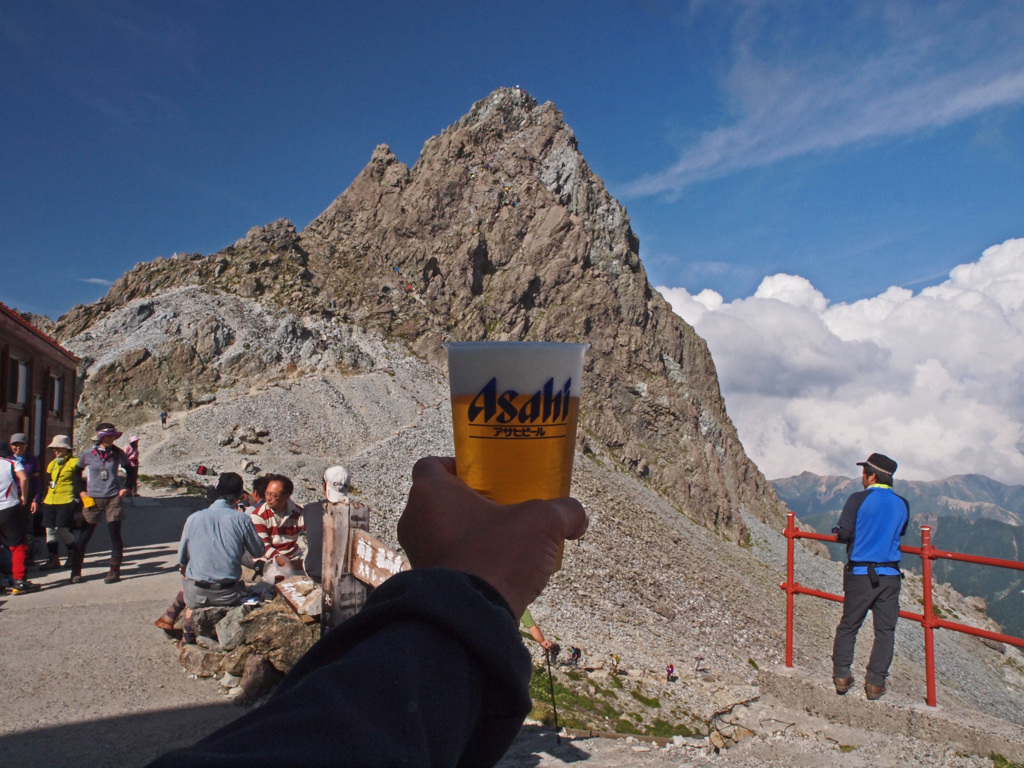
[{"x1": 545, "y1": 647, "x2": 561, "y2": 745}]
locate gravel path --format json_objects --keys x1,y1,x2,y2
[{"x1": 0, "y1": 491, "x2": 240, "y2": 767}]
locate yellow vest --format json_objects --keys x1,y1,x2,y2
[{"x1": 43, "y1": 456, "x2": 78, "y2": 506}]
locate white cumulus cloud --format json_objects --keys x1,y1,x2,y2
[{"x1": 657, "y1": 238, "x2": 1024, "y2": 483}]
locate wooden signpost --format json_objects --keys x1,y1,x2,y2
[
  {"x1": 321, "y1": 498, "x2": 369, "y2": 632},
  {"x1": 349, "y1": 529, "x2": 409, "y2": 588},
  {"x1": 321, "y1": 498, "x2": 409, "y2": 632}
]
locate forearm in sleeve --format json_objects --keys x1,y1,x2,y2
[{"x1": 147, "y1": 568, "x2": 533, "y2": 768}]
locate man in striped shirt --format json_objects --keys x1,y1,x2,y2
[{"x1": 250, "y1": 474, "x2": 305, "y2": 581}]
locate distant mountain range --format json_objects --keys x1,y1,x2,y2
[
  {"x1": 772, "y1": 471, "x2": 1024, "y2": 638},
  {"x1": 772, "y1": 471, "x2": 1024, "y2": 527}
]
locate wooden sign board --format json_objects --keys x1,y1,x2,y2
[
  {"x1": 349, "y1": 529, "x2": 409, "y2": 588},
  {"x1": 276, "y1": 575, "x2": 322, "y2": 623}
]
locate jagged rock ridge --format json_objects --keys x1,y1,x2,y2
[{"x1": 58, "y1": 87, "x2": 784, "y2": 539}]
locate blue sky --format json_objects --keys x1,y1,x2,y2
[
  {"x1": 3, "y1": 1, "x2": 1024, "y2": 482},
  {"x1": 3, "y1": 1, "x2": 1021, "y2": 319}
]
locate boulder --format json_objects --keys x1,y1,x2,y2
[
  {"x1": 239, "y1": 654, "x2": 283, "y2": 702},
  {"x1": 177, "y1": 595, "x2": 318, "y2": 687},
  {"x1": 179, "y1": 644, "x2": 226, "y2": 678}
]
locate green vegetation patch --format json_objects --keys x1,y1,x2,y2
[
  {"x1": 647, "y1": 719, "x2": 694, "y2": 738},
  {"x1": 992, "y1": 753, "x2": 1024, "y2": 768},
  {"x1": 630, "y1": 687, "x2": 661, "y2": 708},
  {"x1": 527, "y1": 665, "x2": 701, "y2": 738},
  {"x1": 615, "y1": 718, "x2": 642, "y2": 735}
]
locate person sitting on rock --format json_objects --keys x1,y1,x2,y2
[
  {"x1": 300, "y1": 465, "x2": 351, "y2": 584},
  {"x1": 243, "y1": 474, "x2": 270, "y2": 516},
  {"x1": 170, "y1": 473, "x2": 263, "y2": 647},
  {"x1": 249, "y1": 473, "x2": 305, "y2": 583}
]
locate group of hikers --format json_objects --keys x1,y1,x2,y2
[
  {"x1": 0, "y1": 423, "x2": 140, "y2": 593},
  {"x1": 152, "y1": 463, "x2": 352, "y2": 649}
]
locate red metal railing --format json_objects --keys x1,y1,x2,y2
[{"x1": 781, "y1": 511, "x2": 1024, "y2": 706}]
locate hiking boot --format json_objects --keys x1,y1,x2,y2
[
  {"x1": 39, "y1": 554, "x2": 62, "y2": 571},
  {"x1": 11, "y1": 579, "x2": 41, "y2": 594},
  {"x1": 154, "y1": 616, "x2": 175, "y2": 631},
  {"x1": 104, "y1": 566, "x2": 121, "y2": 584},
  {"x1": 865, "y1": 683, "x2": 886, "y2": 700},
  {"x1": 833, "y1": 676, "x2": 854, "y2": 695}
]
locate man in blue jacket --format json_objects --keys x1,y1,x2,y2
[{"x1": 832, "y1": 452, "x2": 909, "y2": 700}]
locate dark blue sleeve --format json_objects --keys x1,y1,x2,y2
[
  {"x1": 147, "y1": 568, "x2": 532, "y2": 768},
  {"x1": 835, "y1": 490, "x2": 866, "y2": 545}
]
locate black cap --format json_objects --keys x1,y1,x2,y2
[
  {"x1": 857, "y1": 453, "x2": 898, "y2": 476},
  {"x1": 208, "y1": 472, "x2": 244, "y2": 499}
]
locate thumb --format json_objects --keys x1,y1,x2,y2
[{"x1": 528, "y1": 496, "x2": 588, "y2": 542}]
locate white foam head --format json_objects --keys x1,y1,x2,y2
[{"x1": 445, "y1": 341, "x2": 588, "y2": 396}]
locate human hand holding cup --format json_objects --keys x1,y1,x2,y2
[
  {"x1": 444, "y1": 341, "x2": 588, "y2": 569},
  {"x1": 397, "y1": 456, "x2": 588, "y2": 618}
]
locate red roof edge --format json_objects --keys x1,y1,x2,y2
[{"x1": 0, "y1": 302, "x2": 80, "y2": 364}]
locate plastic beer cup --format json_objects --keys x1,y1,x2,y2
[{"x1": 445, "y1": 341, "x2": 587, "y2": 567}]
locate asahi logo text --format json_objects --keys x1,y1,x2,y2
[{"x1": 468, "y1": 377, "x2": 572, "y2": 424}]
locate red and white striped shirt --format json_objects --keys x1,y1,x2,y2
[{"x1": 250, "y1": 499, "x2": 305, "y2": 564}]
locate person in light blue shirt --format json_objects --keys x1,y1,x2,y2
[
  {"x1": 159, "y1": 473, "x2": 263, "y2": 648},
  {"x1": 178, "y1": 472, "x2": 263, "y2": 608},
  {"x1": 831, "y1": 452, "x2": 909, "y2": 700}
]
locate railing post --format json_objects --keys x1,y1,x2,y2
[
  {"x1": 920, "y1": 526, "x2": 937, "y2": 707},
  {"x1": 785, "y1": 512, "x2": 796, "y2": 667}
]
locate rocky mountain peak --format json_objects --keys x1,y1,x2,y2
[
  {"x1": 231, "y1": 218, "x2": 302, "y2": 256},
  {"x1": 298, "y1": 88, "x2": 782, "y2": 538},
  {"x1": 58, "y1": 88, "x2": 785, "y2": 540}
]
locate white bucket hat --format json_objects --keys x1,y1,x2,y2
[{"x1": 48, "y1": 435, "x2": 73, "y2": 450}]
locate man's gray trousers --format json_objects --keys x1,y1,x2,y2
[{"x1": 832, "y1": 572, "x2": 901, "y2": 687}]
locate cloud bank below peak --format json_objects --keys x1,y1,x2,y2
[{"x1": 658, "y1": 237, "x2": 1024, "y2": 484}]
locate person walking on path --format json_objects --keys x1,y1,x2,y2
[
  {"x1": 76, "y1": 422, "x2": 132, "y2": 584},
  {"x1": 10, "y1": 433, "x2": 43, "y2": 561},
  {"x1": 38, "y1": 435, "x2": 81, "y2": 574},
  {"x1": 159, "y1": 409, "x2": 167, "y2": 429},
  {"x1": 0, "y1": 441, "x2": 41, "y2": 594},
  {"x1": 124, "y1": 436, "x2": 140, "y2": 496},
  {"x1": 831, "y1": 452, "x2": 910, "y2": 700}
]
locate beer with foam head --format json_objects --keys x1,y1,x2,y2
[{"x1": 445, "y1": 342, "x2": 587, "y2": 506}]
